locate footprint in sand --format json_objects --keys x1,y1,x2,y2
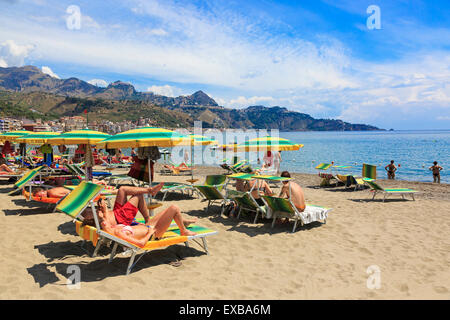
[
  {"x1": 358, "y1": 247, "x2": 373, "y2": 255},
  {"x1": 433, "y1": 286, "x2": 449, "y2": 294}
]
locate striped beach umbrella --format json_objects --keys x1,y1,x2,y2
[
  {"x1": 97, "y1": 127, "x2": 194, "y2": 205},
  {"x1": 46, "y1": 129, "x2": 111, "y2": 181},
  {"x1": 46, "y1": 129, "x2": 111, "y2": 145},
  {"x1": 189, "y1": 134, "x2": 218, "y2": 146},
  {"x1": 15, "y1": 131, "x2": 61, "y2": 145},
  {"x1": 96, "y1": 127, "x2": 192, "y2": 149},
  {"x1": 0, "y1": 130, "x2": 33, "y2": 142},
  {"x1": 236, "y1": 136, "x2": 303, "y2": 152}
]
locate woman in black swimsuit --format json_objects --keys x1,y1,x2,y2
[{"x1": 385, "y1": 160, "x2": 397, "y2": 179}]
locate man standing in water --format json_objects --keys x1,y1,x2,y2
[
  {"x1": 385, "y1": 160, "x2": 397, "y2": 179},
  {"x1": 429, "y1": 161, "x2": 443, "y2": 183}
]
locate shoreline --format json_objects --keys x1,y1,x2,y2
[{"x1": 196, "y1": 163, "x2": 449, "y2": 186}]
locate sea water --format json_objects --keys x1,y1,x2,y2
[
  {"x1": 198, "y1": 130, "x2": 450, "y2": 184},
  {"x1": 74, "y1": 130, "x2": 449, "y2": 184}
]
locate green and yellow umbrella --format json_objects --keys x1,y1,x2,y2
[
  {"x1": 0, "y1": 130, "x2": 33, "y2": 143},
  {"x1": 96, "y1": 127, "x2": 192, "y2": 149},
  {"x1": 97, "y1": 127, "x2": 194, "y2": 206},
  {"x1": 15, "y1": 131, "x2": 61, "y2": 145},
  {"x1": 189, "y1": 134, "x2": 218, "y2": 146},
  {"x1": 46, "y1": 129, "x2": 111, "y2": 181},
  {"x1": 46, "y1": 129, "x2": 111, "y2": 145},
  {"x1": 235, "y1": 136, "x2": 303, "y2": 152}
]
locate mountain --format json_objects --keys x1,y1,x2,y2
[{"x1": 0, "y1": 66, "x2": 381, "y2": 131}]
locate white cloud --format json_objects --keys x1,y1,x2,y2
[
  {"x1": 229, "y1": 96, "x2": 275, "y2": 107},
  {"x1": 147, "y1": 85, "x2": 177, "y2": 97},
  {"x1": 88, "y1": 79, "x2": 108, "y2": 87},
  {"x1": 41, "y1": 66, "x2": 59, "y2": 78},
  {"x1": 0, "y1": 40, "x2": 34, "y2": 67},
  {"x1": 143, "y1": 28, "x2": 168, "y2": 36}
]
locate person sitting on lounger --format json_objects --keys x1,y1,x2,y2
[
  {"x1": 385, "y1": 160, "x2": 397, "y2": 179},
  {"x1": 82, "y1": 196, "x2": 197, "y2": 247},
  {"x1": 33, "y1": 187, "x2": 71, "y2": 198},
  {"x1": 279, "y1": 171, "x2": 306, "y2": 212},
  {"x1": 0, "y1": 163, "x2": 16, "y2": 174},
  {"x1": 244, "y1": 174, "x2": 274, "y2": 207}
]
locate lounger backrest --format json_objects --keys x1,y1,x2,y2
[
  {"x1": 205, "y1": 175, "x2": 227, "y2": 187},
  {"x1": 262, "y1": 195, "x2": 296, "y2": 215},
  {"x1": 365, "y1": 180, "x2": 384, "y2": 191},
  {"x1": 362, "y1": 163, "x2": 377, "y2": 180},
  {"x1": 315, "y1": 163, "x2": 332, "y2": 170},
  {"x1": 231, "y1": 160, "x2": 247, "y2": 170},
  {"x1": 234, "y1": 192, "x2": 259, "y2": 210},
  {"x1": 66, "y1": 163, "x2": 85, "y2": 176},
  {"x1": 55, "y1": 181, "x2": 104, "y2": 219},
  {"x1": 14, "y1": 165, "x2": 45, "y2": 189},
  {"x1": 194, "y1": 185, "x2": 224, "y2": 200}
]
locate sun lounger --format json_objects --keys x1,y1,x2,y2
[
  {"x1": 262, "y1": 195, "x2": 332, "y2": 233},
  {"x1": 234, "y1": 191, "x2": 267, "y2": 223},
  {"x1": 149, "y1": 181, "x2": 194, "y2": 201},
  {"x1": 66, "y1": 163, "x2": 112, "y2": 179},
  {"x1": 224, "y1": 173, "x2": 267, "y2": 222},
  {"x1": 8, "y1": 166, "x2": 48, "y2": 196},
  {"x1": 362, "y1": 163, "x2": 377, "y2": 181},
  {"x1": 315, "y1": 163, "x2": 338, "y2": 186},
  {"x1": 365, "y1": 180, "x2": 418, "y2": 202},
  {"x1": 193, "y1": 185, "x2": 227, "y2": 214},
  {"x1": 55, "y1": 181, "x2": 218, "y2": 275}
]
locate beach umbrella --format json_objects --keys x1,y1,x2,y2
[
  {"x1": 15, "y1": 131, "x2": 61, "y2": 145},
  {"x1": 97, "y1": 127, "x2": 193, "y2": 206},
  {"x1": 96, "y1": 127, "x2": 191, "y2": 149},
  {"x1": 46, "y1": 129, "x2": 111, "y2": 145},
  {"x1": 234, "y1": 136, "x2": 303, "y2": 172},
  {"x1": 0, "y1": 130, "x2": 33, "y2": 143},
  {"x1": 235, "y1": 136, "x2": 303, "y2": 152},
  {"x1": 16, "y1": 131, "x2": 61, "y2": 167},
  {"x1": 47, "y1": 129, "x2": 111, "y2": 181}
]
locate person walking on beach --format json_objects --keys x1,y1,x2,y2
[
  {"x1": 385, "y1": 160, "x2": 397, "y2": 179},
  {"x1": 429, "y1": 161, "x2": 443, "y2": 183}
]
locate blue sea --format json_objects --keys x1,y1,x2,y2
[
  {"x1": 108, "y1": 130, "x2": 450, "y2": 184},
  {"x1": 193, "y1": 130, "x2": 450, "y2": 184}
]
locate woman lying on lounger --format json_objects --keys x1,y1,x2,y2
[
  {"x1": 0, "y1": 163, "x2": 16, "y2": 174},
  {"x1": 82, "y1": 187, "x2": 198, "y2": 247}
]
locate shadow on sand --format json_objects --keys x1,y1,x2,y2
[
  {"x1": 29, "y1": 240, "x2": 206, "y2": 287},
  {"x1": 187, "y1": 205, "x2": 324, "y2": 237}
]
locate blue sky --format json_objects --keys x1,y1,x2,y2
[{"x1": 0, "y1": 0, "x2": 449, "y2": 129}]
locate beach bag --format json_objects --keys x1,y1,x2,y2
[{"x1": 127, "y1": 156, "x2": 154, "y2": 182}]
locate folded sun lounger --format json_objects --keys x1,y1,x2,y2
[{"x1": 365, "y1": 180, "x2": 418, "y2": 202}]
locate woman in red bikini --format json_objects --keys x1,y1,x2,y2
[{"x1": 83, "y1": 184, "x2": 197, "y2": 247}]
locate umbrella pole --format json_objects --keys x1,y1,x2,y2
[
  {"x1": 148, "y1": 158, "x2": 153, "y2": 204},
  {"x1": 191, "y1": 143, "x2": 194, "y2": 181}
]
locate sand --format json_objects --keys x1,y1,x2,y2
[{"x1": 0, "y1": 164, "x2": 449, "y2": 300}]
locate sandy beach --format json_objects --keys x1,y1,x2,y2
[{"x1": 0, "y1": 164, "x2": 449, "y2": 300}]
